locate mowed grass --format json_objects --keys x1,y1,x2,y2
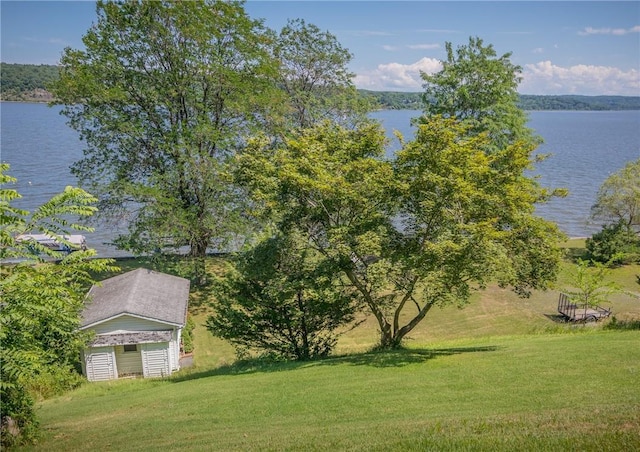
[
  {"x1": 24, "y1": 332, "x2": 640, "y2": 451},
  {"x1": 22, "y1": 241, "x2": 640, "y2": 450}
]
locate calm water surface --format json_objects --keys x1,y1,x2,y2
[
  {"x1": 2, "y1": 102, "x2": 639, "y2": 256},
  {"x1": 371, "y1": 109, "x2": 640, "y2": 238}
]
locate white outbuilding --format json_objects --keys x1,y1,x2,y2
[{"x1": 80, "y1": 268, "x2": 190, "y2": 381}]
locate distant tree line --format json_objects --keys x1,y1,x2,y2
[
  {"x1": 2, "y1": 63, "x2": 639, "y2": 111},
  {"x1": 360, "y1": 89, "x2": 640, "y2": 111},
  {"x1": 517, "y1": 94, "x2": 640, "y2": 111},
  {"x1": 0, "y1": 63, "x2": 59, "y2": 101}
]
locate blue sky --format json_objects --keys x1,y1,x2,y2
[{"x1": 1, "y1": 1, "x2": 639, "y2": 95}]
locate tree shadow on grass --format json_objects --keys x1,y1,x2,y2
[{"x1": 170, "y1": 345, "x2": 499, "y2": 384}]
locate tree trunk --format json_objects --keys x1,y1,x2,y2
[{"x1": 189, "y1": 237, "x2": 209, "y2": 286}]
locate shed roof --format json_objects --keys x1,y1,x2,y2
[
  {"x1": 81, "y1": 268, "x2": 190, "y2": 329},
  {"x1": 89, "y1": 331, "x2": 173, "y2": 346}
]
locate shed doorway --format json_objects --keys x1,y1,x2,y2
[{"x1": 115, "y1": 344, "x2": 143, "y2": 377}]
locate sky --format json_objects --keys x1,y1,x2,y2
[{"x1": 1, "y1": 1, "x2": 639, "y2": 96}]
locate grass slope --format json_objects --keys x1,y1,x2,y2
[
  {"x1": 24, "y1": 332, "x2": 640, "y2": 451},
  {"x1": 21, "y1": 243, "x2": 640, "y2": 450}
]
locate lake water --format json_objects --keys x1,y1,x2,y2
[{"x1": 2, "y1": 102, "x2": 639, "y2": 256}]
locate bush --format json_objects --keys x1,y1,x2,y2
[
  {"x1": 0, "y1": 383, "x2": 38, "y2": 448},
  {"x1": 181, "y1": 316, "x2": 196, "y2": 354},
  {"x1": 24, "y1": 364, "x2": 85, "y2": 401},
  {"x1": 604, "y1": 316, "x2": 640, "y2": 331},
  {"x1": 586, "y1": 221, "x2": 640, "y2": 265}
]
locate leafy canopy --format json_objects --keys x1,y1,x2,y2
[
  {"x1": 1, "y1": 164, "x2": 116, "y2": 446},
  {"x1": 237, "y1": 119, "x2": 563, "y2": 349},
  {"x1": 591, "y1": 158, "x2": 640, "y2": 231},
  {"x1": 207, "y1": 231, "x2": 359, "y2": 360},
  {"x1": 420, "y1": 36, "x2": 537, "y2": 150},
  {"x1": 50, "y1": 1, "x2": 366, "y2": 280},
  {"x1": 51, "y1": 0, "x2": 280, "y2": 271}
]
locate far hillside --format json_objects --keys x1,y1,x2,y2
[
  {"x1": 3, "y1": 63, "x2": 640, "y2": 110},
  {"x1": 360, "y1": 89, "x2": 640, "y2": 111},
  {"x1": 0, "y1": 63, "x2": 59, "y2": 102}
]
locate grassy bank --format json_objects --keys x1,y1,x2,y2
[
  {"x1": 19, "y1": 240, "x2": 640, "y2": 450},
  {"x1": 23, "y1": 332, "x2": 640, "y2": 451}
]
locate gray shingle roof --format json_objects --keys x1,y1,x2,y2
[
  {"x1": 81, "y1": 268, "x2": 190, "y2": 328},
  {"x1": 89, "y1": 331, "x2": 173, "y2": 346}
]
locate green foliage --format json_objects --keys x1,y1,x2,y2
[
  {"x1": 358, "y1": 91, "x2": 640, "y2": 111},
  {"x1": 237, "y1": 117, "x2": 563, "y2": 349},
  {"x1": 23, "y1": 364, "x2": 85, "y2": 401},
  {"x1": 0, "y1": 63, "x2": 59, "y2": 101},
  {"x1": 588, "y1": 159, "x2": 640, "y2": 267},
  {"x1": 0, "y1": 164, "x2": 117, "y2": 446},
  {"x1": 517, "y1": 94, "x2": 640, "y2": 111},
  {"x1": 591, "y1": 158, "x2": 640, "y2": 230},
  {"x1": 604, "y1": 315, "x2": 640, "y2": 330},
  {"x1": 420, "y1": 37, "x2": 537, "y2": 150},
  {"x1": 358, "y1": 90, "x2": 422, "y2": 110},
  {"x1": 207, "y1": 232, "x2": 359, "y2": 360},
  {"x1": 51, "y1": 0, "x2": 279, "y2": 265},
  {"x1": 562, "y1": 260, "x2": 625, "y2": 308},
  {"x1": 586, "y1": 220, "x2": 640, "y2": 265},
  {"x1": 2, "y1": 61, "x2": 640, "y2": 110},
  {"x1": 50, "y1": 1, "x2": 367, "y2": 271},
  {"x1": 181, "y1": 316, "x2": 196, "y2": 354},
  {"x1": 275, "y1": 19, "x2": 370, "y2": 131}
]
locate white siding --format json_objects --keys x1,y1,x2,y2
[
  {"x1": 90, "y1": 315, "x2": 173, "y2": 335},
  {"x1": 168, "y1": 329, "x2": 182, "y2": 371},
  {"x1": 114, "y1": 345, "x2": 143, "y2": 376},
  {"x1": 142, "y1": 343, "x2": 170, "y2": 378},
  {"x1": 84, "y1": 347, "x2": 117, "y2": 381}
]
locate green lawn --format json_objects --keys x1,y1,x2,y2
[
  {"x1": 21, "y1": 243, "x2": 640, "y2": 450},
  {"x1": 24, "y1": 332, "x2": 640, "y2": 451}
]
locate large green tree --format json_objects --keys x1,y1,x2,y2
[
  {"x1": 207, "y1": 231, "x2": 358, "y2": 360},
  {"x1": 0, "y1": 164, "x2": 115, "y2": 446},
  {"x1": 420, "y1": 36, "x2": 537, "y2": 150},
  {"x1": 238, "y1": 120, "x2": 563, "y2": 349},
  {"x1": 591, "y1": 158, "x2": 640, "y2": 231},
  {"x1": 51, "y1": 1, "x2": 280, "y2": 276},
  {"x1": 587, "y1": 159, "x2": 640, "y2": 264},
  {"x1": 274, "y1": 19, "x2": 370, "y2": 131}
]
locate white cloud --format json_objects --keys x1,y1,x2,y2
[
  {"x1": 579, "y1": 25, "x2": 640, "y2": 36},
  {"x1": 382, "y1": 45, "x2": 399, "y2": 51},
  {"x1": 532, "y1": 47, "x2": 544, "y2": 54},
  {"x1": 521, "y1": 61, "x2": 640, "y2": 95},
  {"x1": 354, "y1": 57, "x2": 442, "y2": 91},
  {"x1": 355, "y1": 58, "x2": 639, "y2": 95}
]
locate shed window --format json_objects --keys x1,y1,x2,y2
[{"x1": 123, "y1": 344, "x2": 137, "y2": 353}]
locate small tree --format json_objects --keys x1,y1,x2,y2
[
  {"x1": 563, "y1": 260, "x2": 624, "y2": 309},
  {"x1": 0, "y1": 164, "x2": 116, "y2": 446},
  {"x1": 206, "y1": 232, "x2": 358, "y2": 360}
]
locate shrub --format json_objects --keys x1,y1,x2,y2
[
  {"x1": 586, "y1": 220, "x2": 640, "y2": 265},
  {"x1": 24, "y1": 364, "x2": 85, "y2": 401},
  {"x1": 604, "y1": 316, "x2": 640, "y2": 331},
  {"x1": 0, "y1": 384, "x2": 38, "y2": 449},
  {"x1": 181, "y1": 316, "x2": 196, "y2": 354}
]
